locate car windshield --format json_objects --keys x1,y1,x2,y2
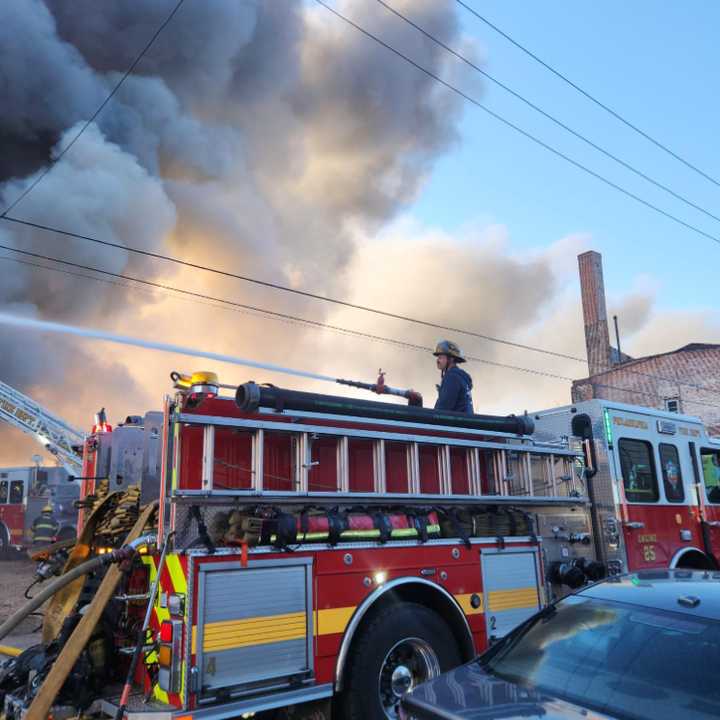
[{"x1": 481, "y1": 594, "x2": 720, "y2": 720}]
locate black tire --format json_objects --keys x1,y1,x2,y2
[{"x1": 338, "y1": 602, "x2": 462, "y2": 720}]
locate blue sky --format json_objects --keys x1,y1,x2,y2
[{"x1": 407, "y1": 1, "x2": 720, "y2": 311}]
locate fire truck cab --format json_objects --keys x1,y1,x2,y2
[
  {"x1": 534, "y1": 399, "x2": 720, "y2": 575},
  {"x1": 0, "y1": 469, "x2": 27, "y2": 550}
]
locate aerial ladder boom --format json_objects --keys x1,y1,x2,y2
[{"x1": 0, "y1": 380, "x2": 84, "y2": 475}]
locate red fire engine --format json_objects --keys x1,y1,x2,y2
[
  {"x1": 0, "y1": 467, "x2": 78, "y2": 551},
  {"x1": 534, "y1": 399, "x2": 720, "y2": 575},
  {"x1": 72, "y1": 372, "x2": 599, "y2": 720}
]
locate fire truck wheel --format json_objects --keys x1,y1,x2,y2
[{"x1": 339, "y1": 601, "x2": 461, "y2": 720}]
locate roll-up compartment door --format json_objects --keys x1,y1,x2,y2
[
  {"x1": 196, "y1": 558, "x2": 313, "y2": 699},
  {"x1": 481, "y1": 549, "x2": 540, "y2": 641}
]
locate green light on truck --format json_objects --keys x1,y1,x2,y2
[{"x1": 603, "y1": 408, "x2": 614, "y2": 448}]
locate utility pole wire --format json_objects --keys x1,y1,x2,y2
[
  {"x1": 377, "y1": 0, "x2": 720, "y2": 225},
  {"x1": 456, "y1": 0, "x2": 720, "y2": 188},
  {"x1": 0, "y1": 242, "x2": 569, "y2": 380},
  {"x1": 313, "y1": 1, "x2": 720, "y2": 251},
  {"x1": 0, "y1": 214, "x2": 584, "y2": 362},
  {"x1": 4, "y1": 243, "x2": 720, "y2": 410},
  {"x1": 2, "y1": 214, "x2": 719, "y2": 394}
]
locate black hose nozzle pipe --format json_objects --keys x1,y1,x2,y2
[{"x1": 235, "y1": 382, "x2": 534, "y2": 435}]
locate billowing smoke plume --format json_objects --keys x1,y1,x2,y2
[{"x1": 0, "y1": 0, "x2": 470, "y2": 463}]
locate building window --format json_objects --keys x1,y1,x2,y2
[{"x1": 664, "y1": 397, "x2": 680, "y2": 414}]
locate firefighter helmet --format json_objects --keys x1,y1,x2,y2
[
  {"x1": 42, "y1": 504, "x2": 53, "y2": 513},
  {"x1": 433, "y1": 340, "x2": 466, "y2": 363}
]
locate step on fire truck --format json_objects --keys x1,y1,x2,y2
[
  {"x1": 534, "y1": 399, "x2": 720, "y2": 575},
  {"x1": 1, "y1": 373, "x2": 603, "y2": 720}
]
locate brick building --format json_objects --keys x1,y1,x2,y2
[{"x1": 571, "y1": 251, "x2": 720, "y2": 432}]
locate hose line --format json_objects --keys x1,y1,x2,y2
[{"x1": 0, "y1": 535, "x2": 156, "y2": 643}]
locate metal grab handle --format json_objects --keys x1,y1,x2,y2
[
  {"x1": 624, "y1": 521, "x2": 645, "y2": 529},
  {"x1": 705, "y1": 520, "x2": 720, "y2": 528}
]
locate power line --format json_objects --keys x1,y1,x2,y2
[
  {"x1": 0, "y1": 242, "x2": 565, "y2": 381},
  {"x1": 2, "y1": 213, "x2": 719, "y2": 396},
  {"x1": 0, "y1": 215, "x2": 586, "y2": 362},
  {"x1": 376, "y1": 0, "x2": 720, "y2": 225},
  {"x1": 0, "y1": 0, "x2": 186, "y2": 218},
  {"x1": 314, "y1": 1, "x2": 720, "y2": 250},
  {"x1": 455, "y1": 0, "x2": 720, "y2": 188},
  {"x1": 4, "y1": 244, "x2": 720, "y2": 413},
  {"x1": 0, "y1": 254, "x2": 446, "y2": 353}
]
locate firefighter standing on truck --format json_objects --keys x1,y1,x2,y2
[
  {"x1": 32, "y1": 504, "x2": 59, "y2": 545},
  {"x1": 434, "y1": 340, "x2": 474, "y2": 413}
]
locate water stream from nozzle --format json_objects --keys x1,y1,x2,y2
[{"x1": 0, "y1": 312, "x2": 338, "y2": 384}]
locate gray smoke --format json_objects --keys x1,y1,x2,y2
[{"x1": 0, "y1": 0, "x2": 468, "y2": 463}]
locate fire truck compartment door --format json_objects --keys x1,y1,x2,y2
[
  {"x1": 196, "y1": 558, "x2": 313, "y2": 698},
  {"x1": 481, "y1": 549, "x2": 540, "y2": 640}
]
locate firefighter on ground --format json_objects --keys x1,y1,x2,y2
[
  {"x1": 434, "y1": 340, "x2": 474, "y2": 414},
  {"x1": 32, "y1": 505, "x2": 59, "y2": 545}
]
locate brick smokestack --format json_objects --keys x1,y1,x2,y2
[{"x1": 578, "y1": 251, "x2": 613, "y2": 376}]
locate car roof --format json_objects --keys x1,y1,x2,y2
[{"x1": 578, "y1": 570, "x2": 720, "y2": 620}]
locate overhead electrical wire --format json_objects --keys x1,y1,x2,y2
[
  {"x1": 376, "y1": 0, "x2": 720, "y2": 225},
  {"x1": 2, "y1": 216, "x2": 718, "y2": 395},
  {"x1": 313, "y1": 0, "x2": 720, "y2": 251},
  {"x1": 455, "y1": 0, "x2": 720, "y2": 188},
  {"x1": 0, "y1": 244, "x2": 566, "y2": 381},
  {"x1": 0, "y1": 254, "x2": 457, "y2": 355},
  {"x1": 2, "y1": 245, "x2": 718, "y2": 412},
  {"x1": 0, "y1": 0, "x2": 186, "y2": 218},
  {"x1": 0, "y1": 215, "x2": 588, "y2": 363}
]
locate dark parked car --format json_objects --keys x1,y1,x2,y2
[{"x1": 401, "y1": 570, "x2": 720, "y2": 720}]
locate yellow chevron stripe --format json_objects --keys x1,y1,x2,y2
[
  {"x1": 143, "y1": 556, "x2": 172, "y2": 703},
  {"x1": 153, "y1": 687, "x2": 170, "y2": 704},
  {"x1": 488, "y1": 587, "x2": 539, "y2": 612},
  {"x1": 454, "y1": 593, "x2": 484, "y2": 615},
  {"x1": 165, "y1": 554, "x2": 187, "y2": 595}
]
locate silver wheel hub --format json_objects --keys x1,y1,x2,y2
[
  {"x1": 391, "y1": 665, "x2": 413, "y2": 697},
  {"x1": 378, "y1": 638, "x2": 441, "y2": 720}
]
